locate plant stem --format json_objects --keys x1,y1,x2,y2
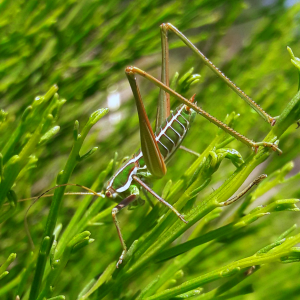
[{"x1": 29, "y1": 108, "x2": 108, "y2": 300}]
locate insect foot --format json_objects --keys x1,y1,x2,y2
[
  {"x1": 253, "y1": 141, "x2": 282, "y2": 155},
  {"x1": 125, "y1": 66, "x2": 142, "y2": 76},
  {"x1": 179, "y1": 214, "x2": 188, "y2": 224},
  {"x1": 116, "y1": 250, "x2": 127, "y2": 268},
  {"x1": 125, "y1": 66, "x2": 134, "y2": 74}
]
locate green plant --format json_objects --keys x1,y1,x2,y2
[{"x1": 1, "y1": 1, "x2": 300, "y2": 300}]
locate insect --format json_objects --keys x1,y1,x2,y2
[{"x1": 104, "y1": 23, "x2": 281, "y2": 267}]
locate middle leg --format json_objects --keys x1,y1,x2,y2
[{"x1": 112, "y1": 194, "x2": 138, "y2": 268}]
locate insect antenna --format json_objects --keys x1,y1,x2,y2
[{"x1": 24, "y1": 183, "x2": 105, "y2": 249}]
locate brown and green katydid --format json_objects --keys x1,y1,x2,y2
[
  {"x1": 104, "y1": 23, "x2": 280, "y2": 267},
  {"x1": 23, "y1": 23, "x2": 280, "y2": 268}
]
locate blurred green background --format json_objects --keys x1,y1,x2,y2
[{"x1": 1, "y1": 0, "x2": 300, "y2": 299}]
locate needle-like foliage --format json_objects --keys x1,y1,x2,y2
[{"x1": 1, "y1": 1, "x2": 300, "y2": 300}]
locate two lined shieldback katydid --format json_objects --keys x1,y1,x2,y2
[{"x1": 104, "y1": 23, "x2": 281, "y2": 267}]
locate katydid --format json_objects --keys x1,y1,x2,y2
[
  {"x1": 23, "y1": 23, "x2": 280, "y2": 268},
  {"x1": 105, "y1": 23, "x2": 280, "y2": 267}
]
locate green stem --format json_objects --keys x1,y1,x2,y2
[
  {"x1": 194, "y1": 267, "x2": 258, "y2": 300},
  {"x1": 144, "y1": 235, "x2": 300, "y2": 300},
  {"x1": 0, "y1": 86, "x2": 59, "y2": 210},
  {"x1": 29, "y1": 108, "x2": 108, "y2": 300},
  {"x1": 0, "y1": 269, "x2": 25, "y2": 297},
  {"x1": 37, "y1": 232, "x2": 92, "y2": 300},
  {"x1": 54, "y1": 159, "x2": 113, "y2": 259}
]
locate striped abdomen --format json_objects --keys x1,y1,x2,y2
[{"x1": 155, "y1": 104, "x2": 196, "y2": 163}]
